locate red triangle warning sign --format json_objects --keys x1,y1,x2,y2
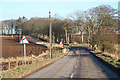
[
  {"x1": 59, "y1": 41, "x2": 63, "y2": 45},
  {"x1": 19, "y1": 35, "x2": 30, "y2": 44}
]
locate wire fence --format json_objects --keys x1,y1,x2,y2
[{"x1": 1, "y1": 48, "x2": 65, "y2": 72}]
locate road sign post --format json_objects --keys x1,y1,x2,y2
[
  {"x1": 24, "y1": 44, "x2": 26, "y2": 66},
  {"x1": 19, "y1": 35, "x2": 29, "y2": 66}
]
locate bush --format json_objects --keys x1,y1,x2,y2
[
  {"x1": 101, "y1": 42, "x2": 116, "y2": 53},
  {"x1": 90, "y1": 26, "x2": 118, "y2": 54}
]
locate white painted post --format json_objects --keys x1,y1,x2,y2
[
  {"x1": 24, "y1": 44, "x2": 26, "y2": 66},
  {"x1": 81, "y1": 32, "x2": 83, "y2": 42}
]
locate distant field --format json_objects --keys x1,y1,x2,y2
[{"x1": 1, "y1": 36, "x2": 47, "y2": 58}]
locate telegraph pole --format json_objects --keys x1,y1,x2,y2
[
  {"x1": 49, "y1": 11, "x2": 52, "y2": 58},
  {"x1": 65, "y1": 29, "x2": 67, "y2": 43}
]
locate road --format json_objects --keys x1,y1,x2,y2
[{"x1": 26, "y1": 46, "x2": 119, "y2": 78}]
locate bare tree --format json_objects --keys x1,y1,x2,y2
[{"x1": 71, "y1": 11, "x2": 87, "y2": 42}]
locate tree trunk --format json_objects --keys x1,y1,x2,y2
[
  {"x1": 67, "y1": 34, "x2": 69, "y2": 44},
  {"x1": 1, "y1": 24, "x2": 3, "y2": 35},
  {"x1": 88, "y1": 27, "x2": 91, "y2": 44},
  {"x1": 4, "y1": 25, "x2": 6, "y2": 35},
  {"x1": 8, "y1": 24, "x2": 10, "y2": 35},
  {"x1": 81, "y1": 31, "x2": 84, "y2": 42},
  {"x1": 65, "y1": 29, "x2": 67, "y2": 43}
]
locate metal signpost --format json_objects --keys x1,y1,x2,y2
[
  {"x1": 19, "y1": 35, "x2": 30, "y2": 66},
  {"x1": 59, "y1": 41, "x2": 63, "y2": 48}
]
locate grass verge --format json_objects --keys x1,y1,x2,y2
[
  {"x1": 2, "y1": 52, "x2": 68, "y2": 78},
  {"x1": 89, "y1": 48, "x2": 120, "y2": 76}
]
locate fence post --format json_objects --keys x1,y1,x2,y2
[
  {"x1": 22, "y1": 57, "x2": 24, "y2": 66},
  {"x1": 28, "y1": 57, "x2": 30, "y2": 65},
  {"x1": 31, "y1": 54, "x2": 33, "y2": 64},
  {"x1": 38, "y1": 56, "x2": 40, "y2": 62},
  {"x1": 16, "y1": 57, "x2": 18, "y2": 68},
  {"x1": 8, "y1": 58, "x2": 10, "y2": 70},
  {"x1": 41, "y1": 56, "x2": 44, "y2": 61},
  {"x1": 16, "y1": 61, "x2": 18, "y2": 68},
  {"x1": 36, "y1": 57, "x2": 37, "y2": 63}
]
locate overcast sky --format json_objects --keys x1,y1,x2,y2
[{"x1": 0, "y1": 0, "x2": 119, "y2": 20}]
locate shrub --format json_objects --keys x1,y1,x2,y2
[
  {"x1": 102, "y1": 42, "x2": 116, "y2": 53},
  {"x1": 90, "y1": 26, "x2": 118, "y2": 54}
]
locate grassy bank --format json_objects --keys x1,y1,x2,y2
[
  {"x1": 89, "y1": 49, "x2": 120, "y2": 76},
  {"x1": 2, "y1": 51, "x2": 68, "y2": 78}
]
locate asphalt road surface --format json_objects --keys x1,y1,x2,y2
[{"x1": 26, "y1": 46, "x2": 119, "y2": 78}]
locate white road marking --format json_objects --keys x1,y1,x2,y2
[
  {"x1": 75, "y1": 65, "x2": 77, "y2": 68},
  {"x1": 70, "y1": 73, "x2": 74, "y2": 78}
]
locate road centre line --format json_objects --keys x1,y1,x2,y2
[
  {"x1": 70, "y1": 73, "x2": 74, "y2": 78},
  {"x1": 75, "y1": 65, "x2": 77, "y2": 68}
]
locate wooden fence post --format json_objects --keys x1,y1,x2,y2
[
  {"x1": 41, "y1": 56, "x2": 43, "y2": 61},
  {"x1": 31, "y1": 54, "x2": 33, "y2": 64},
  {"x1": 8, "y1": 58, "x2": 10, "y2": 70},
  {"x1": 16, "y1": 61, "x2": 18, "y2": 68},
  {"x1": 36, "y1": 57, "x2": 37, "y2": 63},
  {"x1": 28, "y1": 57, "x2": 30, "y2": 65},
  {"x1": 16, "y1": 57, "x2": 18, "y2": 68},
  {"x1": 22, "y1": 57, "x2": 24, "y2": 66}
]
